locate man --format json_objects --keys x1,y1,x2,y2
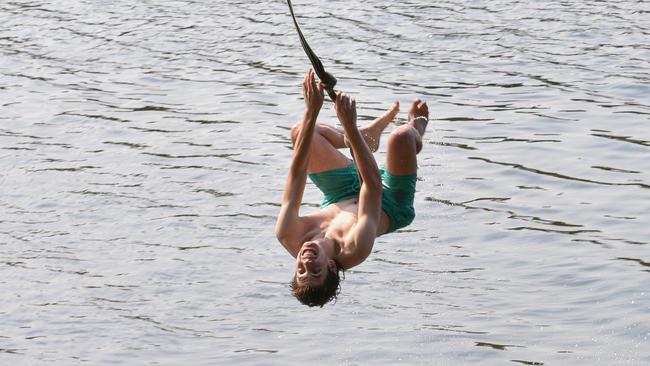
[{"x1": 275, "y1": 69, "x2": 429, "y2": 307}]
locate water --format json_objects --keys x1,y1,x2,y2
[{"x1": 1, "y1": 0, "x2": 648, "y2": 364}]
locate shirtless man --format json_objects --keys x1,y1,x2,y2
[{"x1": 276, "y1": 69, "x2": 429, "y2": 307}]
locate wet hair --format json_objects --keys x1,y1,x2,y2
[{"x1": 290, "y1": 267, "x2": 342, "y2": 307}]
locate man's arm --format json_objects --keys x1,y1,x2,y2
[
  {"x1": 275, "y1": 69, "x2": 324, "y2": 256},
  {"x1": 335, "y1": 93, "x2": 383, "y2": 268}
]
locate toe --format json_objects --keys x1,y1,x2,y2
[{"x1": 419, "y1": 102, "x2": 429, "y2": 117}]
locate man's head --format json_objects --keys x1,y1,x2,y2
[{"x1": 291, "y1": 240, "x2": 341, "y2": 307}]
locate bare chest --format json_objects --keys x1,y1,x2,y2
[{"x1": 320, "y1": 200, "x2": 359, "y2": 242}]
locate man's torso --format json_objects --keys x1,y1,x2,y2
[{"x1": 304, "y1": 198, "x2": 391, "y2": 248}]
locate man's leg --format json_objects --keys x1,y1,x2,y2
[
  {"x1": 291, "y1": 122, "x2": 350, "y2": 174},
  {"x1": 344, "y1": 101, "x2": 400, "y2": 152},
  {"x1": 385, "y1": 99, "x2": 428, "y2": 176},
  {"x1": 291, "y1": 102, "x2": 401, "y2": 174},
  {"x1": 378, "y1": 99, "x2": 427, "y2": 233},
  {"x1": 311, "y1": 101, "x2": 400, "y2": 152}
]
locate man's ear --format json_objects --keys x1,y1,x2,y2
[{"x1": 327, "y1": 259, "x2": 337, "y2": 272}]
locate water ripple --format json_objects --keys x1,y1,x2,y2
[{"x1": 1, "y1": 0, "x2": 649, "y2": 365}]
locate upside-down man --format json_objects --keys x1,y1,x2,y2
[{"x1": 276, "y1": 69, "x2": 429, "y2": 307}]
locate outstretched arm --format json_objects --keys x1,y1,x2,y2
[
  {"x1": 275, "y1": 69, "x2": 324, "y2": 256},
  {"x1": 335, "y1": 92, "x2": 383, "y2": 268}
]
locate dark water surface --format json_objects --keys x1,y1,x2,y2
[{"x1": 1, "y1": 0, "x2": 649, "y2": 364}]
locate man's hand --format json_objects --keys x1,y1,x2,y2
[
  {"x1": 335, "y1": 92, "x2": 357, "y2": 132},
  {"x1": 303, "y1": 69, "x2": 324, "y2": 119}
]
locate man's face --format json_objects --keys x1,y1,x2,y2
[{"x1": 294, "y1": 241, "x2": 332, "y2": 286}]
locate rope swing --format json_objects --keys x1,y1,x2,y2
[{"x1": 286, "y1": 0, "x2": 338, "y2": 101}]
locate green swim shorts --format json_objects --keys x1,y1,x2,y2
[{"x1": 308, "y1": 163, "x2": 416, "y2": 233}]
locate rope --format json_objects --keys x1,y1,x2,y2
[{"x1": 286, "y1": 0, "x2": 338, "y2": 101}]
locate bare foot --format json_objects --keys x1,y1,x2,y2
[
  {"x1": 407, "y1": 99, "x2": 428, "y2": 153},
  {"x1": 345, "y1": 101, "x2": 400, "y2": 152},
  {"x1": 408, "y1": 99, "x2": 428, "y2": 138}
]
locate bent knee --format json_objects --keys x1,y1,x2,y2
[
  {"x1": 291, "y1": 122, "x2": 329, "y2": 147},
  {"x1": 388, "y1": 125, "x2": 421, "y2": 152},
  {"x1": 290, "y1": 122, "x2": 302, "y2": 145}
]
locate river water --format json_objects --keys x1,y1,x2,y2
[{"x1": 1, "y1": 0, "x2": 648, "y2": 365}]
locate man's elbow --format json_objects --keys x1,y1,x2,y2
[
  {"x1": 276, "y1": 233, "x2": 291, "y2": 248},
  {"x1": 355, "y1": 236, "x2": 375, "y2": 260},
  {"x1": 275, "y1": 225, "x2": 296, "y2": 247},
  {"x1": 274, "y1": 223, "x2": 286, "y2": 243},
  {"x1": 275, "y1": 229, "x2": 289, "y2": 244}
]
